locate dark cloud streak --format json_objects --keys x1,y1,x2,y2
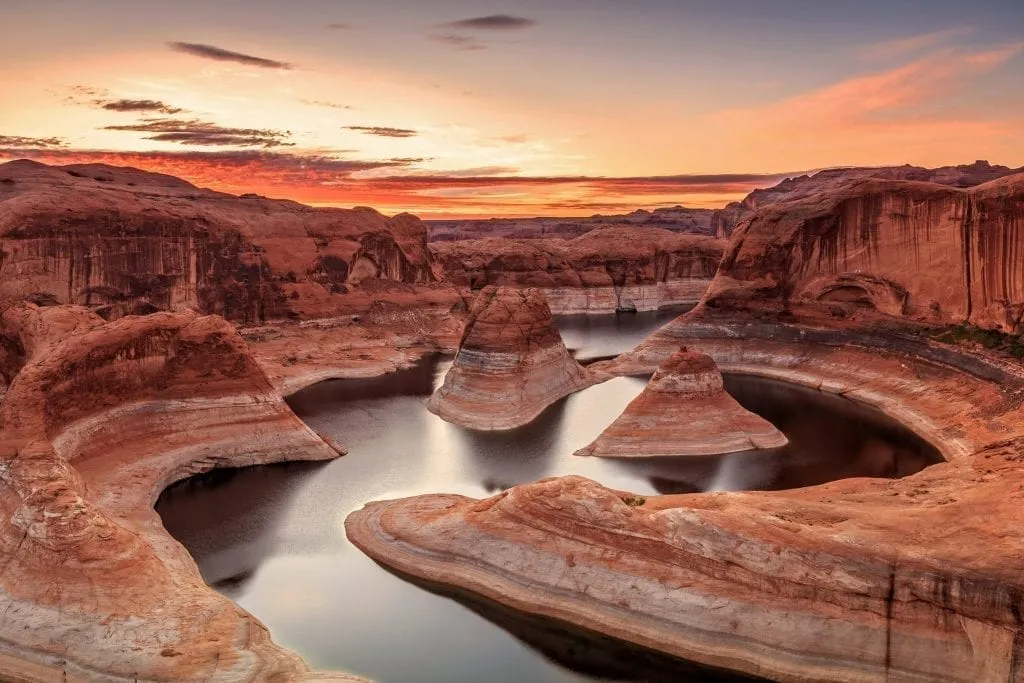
[
  {"x1": 103, "y1": 118, "x2": 293, "y2": 148},
  {"x1": 345, "y1": 126, "x2": 418, "y2": 138},
  {"x1": 99, "y1": 99, "x2": 185, "y2": 114},
  {"x1": 168, "y1": 42, "x2": 294, "y2": 70},
  {"x1": 0, "y1": 135, "x2": 66, "y2": 148},
  {"x1": 443, "y1": 15, "x2": 537, "y2": 30},
  {"x1": 430, "y1": 34, "x2": 486, "y2": 51}
]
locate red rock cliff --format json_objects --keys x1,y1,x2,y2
[
  {"x1": 704, "y1": 173, "x2": 1024, "y2": 332},
  {"x1": 0, "y1": 160, "x2": 435, "y2": 323}
]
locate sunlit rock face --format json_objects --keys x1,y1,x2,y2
[
  {"x1": 575, "y1": 348, "x2": 786, "y2": 457},
  {"x1": 427, "y1": 286, "x2": 597, "y2": 430},
  {"x1": 0, "y1": 159, "x2": 436, "y2": 323},
  {"x1": 429, "y1": 227, "x2": 723, "y2": 313},
  {"x1": 0, "y1": 301, "x2": 354, "y2": 681},
  {"x1": 704, "y1": 173, "x2": 1024, "y2": 332},
  {"x1": 709, "y1": 160, "x2": 1023, "y2": 238}
]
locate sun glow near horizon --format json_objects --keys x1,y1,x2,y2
[{"x1": 1, "y1": 0, "x2": 1021, "y2": 218}]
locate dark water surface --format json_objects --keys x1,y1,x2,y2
[{"x1": 157, "y1": 310, "x2": 940, "y2": 682}]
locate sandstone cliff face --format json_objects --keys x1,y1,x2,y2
[
  {"x1": 0, "y1": 302, "x2": 355, "y2": 681},
  {"x1": 426, "y1": 206, "x2": 718, "y2": 241},
  {"x1": 0, "y1": 160, "x2": 436, "y2": 323},
  {"x1": 704, "y1": 173, "x2": 1024, "y2": 332},
  {"x1": 427, "y1": 287, "x2": 597, "y2": 430},
  {"x1": 575, "y1": 348, "x2": 786, "y2": 457},
  {"x1": 431, "y1": 227, "x2": 724, "y2": 313},
  {"x1": 710, "y1": 160, "x2": 1023, "y2": 239}
]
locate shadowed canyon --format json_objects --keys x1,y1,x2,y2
[{"x1": 2, "y1": 155, "x2": 1024, "y2": 683}]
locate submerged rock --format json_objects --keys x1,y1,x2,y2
[
  {"x1": 575, "y1": 347, "x2": 787, "y2": 457},
  {"x1": 427, "y1": 286, "x2": 597, "y2": 430}
]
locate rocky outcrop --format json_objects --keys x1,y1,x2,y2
[
  {"x1": 349, "y1": 323, "x2": 1024, "y2": 682},
  {"x1": 575, "y1": 347, "x2": 786, "y2": 457},
  {"x1": 0, "y1": 301, "x2": 359, "y2": 681},
  {"x1": 426, "y1": 206, "x2": 718, "y2": 241},
  {"x1": 430, "y1": 227, "x2": 724, "y2": 313},
  {"x1": 0, "y1": 159, "x2": 439, "y2": 324},
  {"x1": 704, "y1": 173, "x2": 1024, "y2": 332},
  {"x1": 427, "y1": 287, "x2": 597, "y2": 430},
  {"x1": 710, "y1": 160, "x2": 1023, "y2": 238}
]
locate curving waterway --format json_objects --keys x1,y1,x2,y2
[{"x1": 157, "y1": 309, "x2": 941, "y2": 682}]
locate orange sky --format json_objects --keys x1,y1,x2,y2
[{"x1": 1, "y1": 1, "x2": 1021, "y2": 217}]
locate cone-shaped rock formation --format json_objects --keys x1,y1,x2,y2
[
  {"x1": 576, "y1": 347, "x2": 787, "y2": 457},
  {"x1": 427, "y1": 286, "x2": 596, "y2": 430}
]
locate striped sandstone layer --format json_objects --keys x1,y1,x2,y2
[
  {"x1": 0, "y1": 302, "x2": 360, "y2": 681},
  {"x1": 427, "y1": 286, "x2": 599, "y2": 430},
  {"x1": 575, "y1": 347, "x2": 786, "y2": 458}
]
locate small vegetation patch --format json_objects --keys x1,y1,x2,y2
[
  {"x1": 620, "y1": 495, "x2": 646, "y2": 508},
  {"x1": 933, "y1": 324, "x2": 1024, "y2": 360}
]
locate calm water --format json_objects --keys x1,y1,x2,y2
[{"x1": 157, "y1": 310, "x2": 940, "y2": 683}]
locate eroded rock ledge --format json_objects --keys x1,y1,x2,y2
[
  {"x1": 427, "y1": 286, "x2": 598, "y2": 430},
  {"x1": 575, "y1": 347, "x2": 786, "y2": 457},
  {"x1": 0, "y1": 302, "x2": 360, "y2": 681},
  {"x1": 349, "y1": 320, "x2": 1024, "y2": 682}
]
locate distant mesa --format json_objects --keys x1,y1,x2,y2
[{"x1": 576, "y1": 347, "x2": 787, "y2": 457}]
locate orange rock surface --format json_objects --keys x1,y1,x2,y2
[
  {"x1": 575, "y1": 347, "x2": 786, "y2": 457},
  {"x1": 0, "y1": 159, "x2": 440, "y2": 323},
  {"x1": 705, "y1": 173, "x2": 1024, "y2": 332},
  {"x1": 427, "y1": 286, "x2": 598, "y2": 430},
  {"x1": 0, "y1": 301, "x2": 360, "y2": 681},
  {"x1": 430, "y1": 226, "x2": 723, "y2": 313}
]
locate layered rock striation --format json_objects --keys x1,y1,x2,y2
[
  {"x1": 0, "y1": 301, "x2": 358, "y2": 681},
  {"x1": 427, "y1": 286, "x2": 597, "y2": 430},
  {"x1": 704, "y1": 173, "x2": 1024, "y2": 332},
  {"x1": 575, "y1": 347, "x2": 786, "y2": 457},
  {"x1": 431, "y1": 227, "x2": 724, "y2": 313},
  {"x1": 426, "y1": 205, "x2": 720, "y2": 241},
  {"x1": 0, "y1": 159, "x2": 440, "y2": 323}
]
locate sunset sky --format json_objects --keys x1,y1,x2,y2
[{"x1": 1, "y1": 0, "x2": 1022, "y2": 217}]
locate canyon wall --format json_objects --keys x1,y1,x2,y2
[
  {"x1": 0, "y1": 160, "x2": 437, "y2": 324},
  {"x1": 0, "y1": 302, "x2": 354, "y2": 680},
  {"x1": 704, "y1": 173, "x2": 1024, "y2": 332},
  {"x1": 711, "y1": 160, "x2": 1023, "y2": 239},
  {"x1": 426, "y1": 206, "x2": 718, "y2": 241},
  {"x1": 431, "y1": 227, "x2": 724, "y2": 313}
]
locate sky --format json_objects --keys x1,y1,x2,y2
[{"x1": 0, "y1": 0, "x2": 1022, "y2": 218}]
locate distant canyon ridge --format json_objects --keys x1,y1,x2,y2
[{"x1": 1, "y1": 158, "x2": 1021, "y2": 327}]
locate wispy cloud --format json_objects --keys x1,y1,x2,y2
[
  {"x1": 856, "y1": 26, "x2": 975, "y2": 60},
  {"x1": 0, "y1": 135, "x2": 66, "y2": 148},
  {"x1": 325, "y1": 23, "x2": 352, "y2": 30},
  {"x1": 345, "y1": 126, "x2": 418, "y2": 138},
  {"x1": 430, "y1": 34, "x2": 486, "y2": 51},
  {"x1": 168, "y1": 42, "x2": 294, "y2": 70},
  {"x1": 300, "y1": 99, "x2": 354, "y2": 110},
  {"x1": 103, "y1": 118, "x2": 293, "y2": 147},
  {"x1": 442, "y1": 15, "x2": 537, "y2": 31},
  {"x1": 99, "y1": 99, "x2": 185, "y2": 114}
]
